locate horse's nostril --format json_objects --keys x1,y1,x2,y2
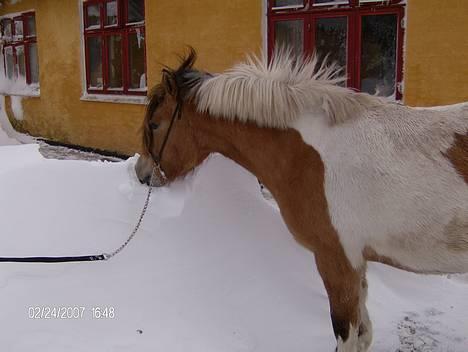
[{"x1": 139, "y1": 175, "x2": 150, "y2": 185}]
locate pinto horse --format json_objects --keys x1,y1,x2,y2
[{"x1": 135, "y1": 49, "x2": 468, "y2": 352}]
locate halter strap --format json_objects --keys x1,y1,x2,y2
[{"x1": 154, "y1": 99, "x2": 183, "y2": 165}]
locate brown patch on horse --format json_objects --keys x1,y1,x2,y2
[
  {"x1": 190, "y1": 115, "x2": 362, "y2": 342},
  {"x1": 445, "y1": 133, "x2": 468, "y2": 183},
  {"x1": 444, "y1": 215, "x2": 468, "y2": 251}
]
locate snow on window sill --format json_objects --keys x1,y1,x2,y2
[
  {"x1": 126, "y1": 20, "x2": 145, "y2": 26},
  {"x1": 271, "y1": 5, "x2": 304, "y2": 10},
  {"x1": 80, "y1": 93, "x2": 147, "y2": 105},
  {"x1": 313, "y1": 1, "x2": 349, "y2": 6},
  {"x1": 0, "y1": 80, "x2": 40, "y2": 97},
  {"x1": 0, "y1": 90, "x2": 40, "y2": 98}
]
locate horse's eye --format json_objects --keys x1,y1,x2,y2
[{"x1": 149, "y1": 122, "x2": 159, "y2": 130}]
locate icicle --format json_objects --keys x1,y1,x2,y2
[{"x1": 136, "y1": 28, "x2": 143, "y2": 49}]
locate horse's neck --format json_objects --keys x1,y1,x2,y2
[{"x1": 194, "y1": 115, "x2": 326, "y2": 208}]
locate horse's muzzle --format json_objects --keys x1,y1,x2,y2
[{"x1": 146, "y1": 162, "x2": 168, "y2": 187}]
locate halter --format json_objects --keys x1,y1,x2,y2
[{"x1": 149, "y1": 97, "x2": 184, "y2": 185}]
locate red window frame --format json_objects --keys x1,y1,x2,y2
[
  {"x1": 1, "y1": 11, "x2": 38, "y2": 85},
  {"x1": 268, "y1": 0, "x2": 405, "y2": 100},
  {"x1": 83, "y1": 0, "x2": 147, "y2": 95}
]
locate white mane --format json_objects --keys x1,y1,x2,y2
[{"x1": 195, "y1": 51, "x2": 387, "y2": 129}]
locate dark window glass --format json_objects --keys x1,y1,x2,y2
[
  {"x1": 28, "y1": 42, "x2": 40, "y2": 84},
  {"x1": 274, "y1": 20, "x2": 304, "y2": 57},
  {"x1": 273, "y1": 0, "x2": 303, "y2": 7},
  {"x1": 106, "y1": 1, "x2": 118, "y2": 26},
  {"x1": 108, "y1": 34, "x2": 123, "y2": 88},
  {"x1": 127, "y1": 0, "x2": 144, "y2": 23},
  {"x1": 86, "y1": 4, "x2": 101, "y2": 28},
  {"x1": 128, "y1": 30, "x2": 146, "y2": 89},
  {"x1": 315, "y1": 17, "x2": 347, "y2": 80},
  {"x1": 26, "y1": 15, "x2": 36, "y2": 36},
  {"x1": 360, "y1": 14, "x2": 397, "y2": 96},
  {"x1": 87, "y1": 36, "x2": 103, "y2": 88}
]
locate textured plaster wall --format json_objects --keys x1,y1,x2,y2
[
  {"x1": 403, "y1": 0, "x2": 468, "y2": 106},
  {"x1": 0, "y1": 0, "x2": 263, "y2": 154}
]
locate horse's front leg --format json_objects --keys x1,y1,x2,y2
[{"x1": 315, "y1": 251, "x2": 364, "y2": 352}]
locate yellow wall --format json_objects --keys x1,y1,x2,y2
[
  {"x1": 403, "y1": 0, "x2": 468, "y2": 106},
  {"x1": 0, "y1": 0, "x2": 263, "y2": 155},
  {"x1": 2, "y1": 0, "x2": 466, "y2": 153}
]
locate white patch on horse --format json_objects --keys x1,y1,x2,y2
[
  {"x1": 194, "y1": 50, "x2": 384, "y2": 128},
  {"x1": 337, "y1": 324, "x2": 359, "y2": 352},
  {"x1": 292, "y1": 102, "x2": 468, "y2": 273}
]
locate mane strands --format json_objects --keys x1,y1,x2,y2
[{"x1": 195, "y1": 50, "x2": 386, "y2": 128}]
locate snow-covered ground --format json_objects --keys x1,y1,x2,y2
[{"x1": 1, "y1": 116, "x2": 467, "y2": 351}]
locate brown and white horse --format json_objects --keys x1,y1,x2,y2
[{"x1": 135, "y1": 49, "x2": 468, "y2": 352}]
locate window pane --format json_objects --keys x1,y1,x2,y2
[
  {"x1": 360, "y1": 14, "x2": 397, "y2": 97},
  {"x1": 14, "y1": 19, "x2": 23, "y2": 40},
  {"x1": 16, "y1": 45, "x2": 26, "y2": 79},
  {"x1": 4, "y1": 46, "x2": 15, "y2": 80},
  {"x1": 315, "y1": 17, "x2": 347, "y2": 75},
  {"x1": 274, "y1": 20, "x2": 304, "y2": 58},
  {"x1": 87, "y1": 36, "x2": 103, "y2": 88},
  {"x1": 106, "y1": 1, "x2": 118, "y2": 26},
  {"x1": 2, "y1": 19, "x2": 12, "y2": 41},
  {"x1": 86, "y1": 4, "x2": 101, "y2": 28},
  {"x1": 108, "y1": 34, "x2": 123, "y2": 88},
  {"x1": 127, "y1": 0, "x2": 144, "y2": 23},
  {"x1": 28, "y1": 42, "x2": 40, "y2": 84},
  {"x1": 128, "y1": 30, "x2": 146, "y2": 89},
  {"x1": 26, "y1": 15, "x2": 36, "y2": 36},
  {"x1": 273, "y1": 0, "x2": 303, "y2": 7}
]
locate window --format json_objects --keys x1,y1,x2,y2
[
  {"x1": 83, "y1": 0, "x2": 146, "y2": 95},
  {"x1": 269, "y1": 0, "x2": 405, "y2": 99},
  {"x1": 1, "y1": 12, "x2": 39, "y2": 87}
]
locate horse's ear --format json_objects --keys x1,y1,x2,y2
[{"x1": 162, "y1": 68, "x2": 176, "y2": 95}]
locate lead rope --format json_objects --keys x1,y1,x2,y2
[
  {"x1": 0, "y1": 166, "x2": 156, "y2": 263},
  {"x1": 102, "y1": 165, "x2": 156, "y2": 260},
  {"x1": 1, "y1": 101, "x2": 181, "y2": 264}
]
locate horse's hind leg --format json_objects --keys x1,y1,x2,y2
[
  {"x1": 358, "y1": 270, "x2": 372, "y2": 351},
  {"x1": 315, "y1": 252, "x2": 362, "y2": 352}
]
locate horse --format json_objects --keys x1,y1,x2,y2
[{"x1": 135, "y1": 48, "x2": 468, "y2": 352}]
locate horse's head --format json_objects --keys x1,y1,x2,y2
[{"x1": 135, "y1": 49, "x2": 210, "y2": 186}]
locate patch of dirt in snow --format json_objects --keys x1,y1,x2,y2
[
  {"x1": 37, "y1": 141, "x2": 123, "y2": 162},
  {"x1": 396, "y1": 310, "x2": 465, "y2": 352}
]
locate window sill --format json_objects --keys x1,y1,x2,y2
[
  {"x1": 80, "y1": 93, "x2": 147, "y2": 105},
  {"x1": 0, "y1": 89, "x2": 40, "y2": 98}
]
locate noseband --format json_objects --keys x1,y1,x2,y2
[{"x1": 149, "y1": 98, "x2": 184, "y2": 185}]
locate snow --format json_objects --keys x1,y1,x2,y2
[
  {"x1": 0, "y1": 96, "x2": 34, "y2": 145},
  {"x1": 10, "y1": 95, "x2": 23, "y2": 120},
  {"x1": 0, "y1": 141, "x2": 467, "y2": 351},
  {"x1": 80, "y1": 92, "x2": 146, "y2": 105},
  {"x1": 0, "y1": 51, "x2": 40, "y2": 97}
]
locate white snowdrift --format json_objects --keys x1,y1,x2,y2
[
  {"x1": 0, "y1": 145, "x2": 467, "y2": 352},
  {"x1": 0, "y1": 96, "x2": 34, "y2": 146}
]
